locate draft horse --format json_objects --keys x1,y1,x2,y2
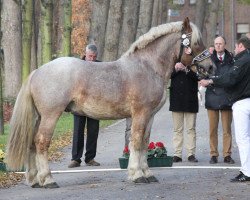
[{"x1": 6, "y1": 18, "x2": 214, "y2": 188}]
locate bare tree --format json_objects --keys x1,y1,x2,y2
[
  {"x1": 151, "y1": 0, "x2": 160, "y2": 27},
  {"x1": 206, "y1": 0, "x2": 220, "y2": 46},
  {"x1": 88, "y1": 0, "x2": 110, "y2": 60},
  {"x1": 40, "y1": 0, "x2": 53, "y2": 64},
  {"x1": 161, "y1": 0, "x2": 168, "y2": 24},
  {"x1": 195, "y1": 0, "x2": 207, "y2": 34},
  {"x1": 117, "y1": 0, "x2": 140, "y2": 57},
  {"x1": 136, "y1": 0, "x2": 153, "y2": 39},
  {"x1": 2, "y1": 0, "x2": 22, "y2": 99},
  {"x1": 22, "y1": 0, "x2": 33, "y2": 81},
  {"x1": 0, "y1": 0, "x2": 4, "y2": 134},
  {"x1": 55, "y1": 0, "x2": 72, "y2": 57},
  {"x1": 102, "y1": 0, "x2": 123, "y2": 61}
]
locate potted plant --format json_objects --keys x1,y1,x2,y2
[
  {"x1": 0, "y1": 149, "x2": 6, "y2": 171},
  {"x1": 119, "y1": 142, "x2": 173, "y2": 169}
]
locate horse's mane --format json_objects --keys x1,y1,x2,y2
[{"x1": 122, "y1": 21, "x2": 202, "y2": 57}]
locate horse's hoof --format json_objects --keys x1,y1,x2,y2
[
  {"x1": 31, "y1": 183, "x2": 42, "y2": 188},
  {"x1": 147, "y1": 176, "x2": 159, "y2": 183},
  {"x1": 133, "y1": 177, "x2": 149, "y2": 183},
  {"x1": 43, "y1": 182, "x2": 60, "y2": 189}
]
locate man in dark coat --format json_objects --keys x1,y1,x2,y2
[
  {"x1": 200, "y1": 36, "x2": 250, "y2": 182},
  {"x1": 68, "y1": 44, "x2": 101, "y2": 168},
  {"x1": 169, "y1": 62, "x2": 199, "y2": 163},
  {"x1": 205, "y1": 36, "x2": 235, "y2": 165}
]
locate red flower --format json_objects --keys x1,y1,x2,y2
[
  {"x1": 148, "y1": 142, "x2": 156, "y2": 150},
  {"x1": 155, "y1": 142, "x2": 165, "y2": 148},
  {"x1": 123, "y1": 146, "x2": 129, "y2": 154}
]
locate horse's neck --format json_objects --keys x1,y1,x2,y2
[{"x1": 134, "y1": 34, "x2": 179, "y2": 82}]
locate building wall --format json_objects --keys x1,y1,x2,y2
[{"x1": 168, "y1": 0, "x2": 250, "y2": 52}]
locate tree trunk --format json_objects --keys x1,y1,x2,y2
[
  {"x1": 2, "y1": 0, "x2": 22, "y2": 99},
  {"x1": 88, "y1": 0, "x2": 110, "y2": 60},
  {"x1": 136, "y1": 0, "x2": 153, "y2": 39},
  {"x1": 34, "y1": 0, "x2": 42, "y2": 67},
  {"x1": 161, "y1": 0, "x2": 168, "y2": 24},
  {"x1": 206, "y1": 0, "x2": 220, "y2": 46},
  {"x1": 117, "y1": 0, "x2": 140, "y2": 57},
  {"x1": 31, "y1": 7, "x2": 38, "y2": 72},
  {"x1": 102, "y1": 0, "x2": 123, "y2": 61},
  {"x1": 59, "y1": 0, "x2": 72, "y2": 57},
  {"x1": 40, "y1": 0, "x2": 53, "y2": 65},
  {"x1": 22, "y1": 0, "x2": 33, "y2": 82},
  {"x1": 52, "y1": 0, "x2": 72, "y2": 58},
  {"x1": 52, "y1": 0, "x2": 62, "y2": 59},
  {"x1": 195, "y1": 0, "x2": 207, "y2": 34},
  {"x1": 151, "y1": 0, "x2": 159, "y2": 27},
  {"x1": 0, "y1": 0, "x2": 4, "y2": 135}
]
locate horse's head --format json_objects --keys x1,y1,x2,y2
[{"x1": 178, "y1": 17, "x2": 215, "y2": 79}]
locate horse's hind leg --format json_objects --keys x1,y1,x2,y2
[
  {"x1": 26, "y1": 143, "x2": 42, "y2": 188},
  {"x1": 26, "y1": 118, "x2": 40, "y2": 187},
  {"x1": 34, "y1": 114, "x2": 60, "y2": 188}
]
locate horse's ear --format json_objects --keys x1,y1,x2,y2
[{"x1": 183, "y1": 17, "x2": 191, "y2": 32}]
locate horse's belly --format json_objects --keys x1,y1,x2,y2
[{"x1": 72, "y1": 103, "x2": 130, "y2": 120}]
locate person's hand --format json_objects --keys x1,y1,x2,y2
[
  {"x1": 175, "y1": 62, "x2": 186, "y2": 71},
  {"x1": 199, "y1": 79, "x2": 213, "y2": 87}
]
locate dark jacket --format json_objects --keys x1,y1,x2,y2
[
  {"x1": 212, "y1": 49, "x2": 250, "y2": 103},
  {"x1": 169, "y1": 68, "x2": 199, "y2": 113},
  {"x1": 205, "y1": 49, "x2": 234, "y2": 110}
]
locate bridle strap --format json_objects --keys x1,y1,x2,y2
[
  {"x1": 192, "y1": 49, "x2": 211, "y2": 64},
  {"x1": 177, "y1": 31, "x2": 192, "y2": 62}
]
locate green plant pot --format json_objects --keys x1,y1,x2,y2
[
  {"x1": 119, "y1": 156, "x2": 173, "y2": 169},
  {"x1": 0, "y1": 162, "x2": 6, "y2": 171},
  {"x1": 0, "y1": 162, "x2": 25, "y2": 172},
  {"x1": 147, "y1": 156, "x2": 173, "y2": 167}
]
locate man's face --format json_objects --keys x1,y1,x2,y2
[
  {"x1": 214, "y1": 37, "x2": 226, "y2": 54},
  {"x1": 234, "y1": 43, "x2": 242, "y2": 55},
  {"x1": 85, "y1": 50, "x2": 97, "y2": 61}
]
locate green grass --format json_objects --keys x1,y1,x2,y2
[{"x1": 0, "y1": 112, "x2": 117, "y2": 149}]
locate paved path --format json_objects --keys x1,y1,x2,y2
[{"x1": 0, "y1": 97, "x2": 249, "y2": 200}]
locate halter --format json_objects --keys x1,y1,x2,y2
[{"x1": 177, "y1": 30, "x2": 211, "y2": 78}]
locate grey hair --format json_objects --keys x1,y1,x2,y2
[{"x1": 86, "y1": 44, "x2": 98, "y2": 55}]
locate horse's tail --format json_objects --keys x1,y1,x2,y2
[{"x1": 5, "y1": 71, "x2": 37, "y2": 171}]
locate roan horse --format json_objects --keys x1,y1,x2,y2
[{"x1": 6, "y1": 18, "x2": 214, "y2": 188}]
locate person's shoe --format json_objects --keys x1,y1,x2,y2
[
  {"x1": 209, "y1": 156, "x2": 218, "y2": 164},
  {"x1": 188, "y1": 155, "x2": 198, "y2": 162},
  {"x1": 224, "y1": 156, "x2": 235, "y2": 164},
  {"x1": 173, "y1": 156, "x2": 182, "y2": 163},
  {"x1": 230, "y1": 172, "x2": 250, "y2": 182},
  {"x1": 68, "y1": 160, "x2": 80, "y2": 168},
  {"x1": 86, "y1": 159, "x2": 100, "y2": 166}
]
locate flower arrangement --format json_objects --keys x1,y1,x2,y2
[
  {"x1": 122, "y1": 145, "x2": 130, "y2": 159},
  {"x1": 147, "y1": 142, "x2": 167, "y2": 158},
  {"x1": 0, "y1": 149, "x2": 5, "y2": 163},
  {"x1": 122, "y1": 141, "x2": 167, "y2": 159}
]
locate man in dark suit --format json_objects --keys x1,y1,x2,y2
[
  {"x1": 68, "y1": 44, "x2": 100, "y2": 168},
  {"x1": 205, "y1": 36, "x2": 235, "y2": 165}
]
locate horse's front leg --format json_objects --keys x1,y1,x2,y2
[
  {"x1": 128, "y1": 114, "x2": 151, "y2": 183},
  {"x1": 141, "y1": 116, "x2": 158, "y2": 183},
  {"x1": 34, "y1": 115, "x2": 60, "y2": 188}
]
